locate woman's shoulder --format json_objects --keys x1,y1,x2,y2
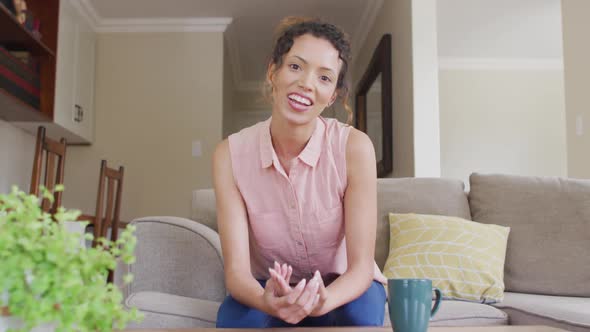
[
  {"x1": 227, "y1": 118, "x2": 269, "y2": 152},
  {"x1": 346, "y1": 126, "x2": 372, "y2": 150},
  {"x1": 321, "y1": 117, "x2": 371, "y2": 154},
  {"x1": 321, "y1": 116, "x2": 348, "y2": 133},
  {"x1": 322, "y1": 117, "x2": 350, "y2": 145}
]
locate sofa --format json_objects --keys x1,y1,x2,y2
[{"x1": 122, "y1": 173, "x2": 590, "y2": 331}]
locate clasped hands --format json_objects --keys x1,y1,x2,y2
[{"x1": 263, "y1": 261, "x2": 329, "y2": 324}]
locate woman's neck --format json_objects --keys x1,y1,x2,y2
[{"x1": 269, "y1": 116, "x2": 317, "y2": 161}]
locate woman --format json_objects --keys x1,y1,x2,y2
[{"x1": 213, "y1": 16, "x2": 387, "y2": 328}]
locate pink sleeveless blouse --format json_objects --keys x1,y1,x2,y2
[{"x1": 228, "y1": 116, "x2": 386, "y2": 284}]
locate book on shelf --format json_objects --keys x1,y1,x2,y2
[
  {"x1": 9, "y1": 50, "x2": 31, "y2": 60},
  {"x1": 0, "y1": 45, "x2": 41, "y2": 110},
  {"x1": 0, "y1": 45, "x2": 39, "y2": 74},
  {"x1": 0, "y1": 47, "x2": 40, "y2": 83},
  {"x1": 0, "y1": 46, "x2": 41, "y2": 109}
]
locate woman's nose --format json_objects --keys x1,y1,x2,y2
[{"x1": 298, "y1": 74, "x2": 313, "y2": 91}]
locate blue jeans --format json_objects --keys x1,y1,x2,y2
[{"x1": 216, "y1": 280, "x2": 386, "y2": 328}]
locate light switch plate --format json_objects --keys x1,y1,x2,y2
[
  {"x1": 192, "y1": 140, "x2": 202, "y2": 157},
  {"x1": 576, "y1": 115, "x2": 583, "y2": 136}
]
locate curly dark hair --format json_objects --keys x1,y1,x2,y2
[{"x1": 266, "y1": 16, "x2": 353, "y2": 123}]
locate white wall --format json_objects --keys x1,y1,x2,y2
[
  {"x1": 562, "y1": 0, "x2": 590, "y2": 178},
  {"x1": 437, "y1": 0, "x2": 569, "y2": 184},
  {"x1": 439, "y1": 69, "x2": 567, "y2": 185},
  {"x1": 223, "y1": 39, "x2": 235, "y2": 138},
  {"x1": 0, "y1": 119, "x2": 35, "y2": 193},
  {"x1": 411, "y1": 0, "x2": 441, "y2": 177},
  {"x1": 63, "y1": 32, "x2": 224, "y2": 221}
]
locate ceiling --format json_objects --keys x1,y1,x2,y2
[{"x1": 85, "y1": 0, "x2": 564, "y2": 89}]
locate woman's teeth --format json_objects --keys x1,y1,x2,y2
[{"x1": 288, "y1": 94, "x2": 312, "y2": 106}]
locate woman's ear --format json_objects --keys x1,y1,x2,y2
[
  {"x1": 328, "y1": 91, "x2": 338, "y2": 107},
  {"x1": 266, "y1": 63, "x2": 276, "y2": 85}
]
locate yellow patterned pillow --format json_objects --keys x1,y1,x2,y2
[{"x1": 383, "y1": 213, "x2": 510, "y2": 303}]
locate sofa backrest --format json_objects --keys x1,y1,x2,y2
[
  {"x1": 374, "y1": 178, "x2": 472, "y2": 268},
  {"x1": 191, "y1": 189, "x2": 218, "y2": 231},
  {"x1": 469, "y1": 173, "x2": 590, "y2": 297},
  {"x1": 192, "y1": 177, "x2": 472, "y2": 270}
]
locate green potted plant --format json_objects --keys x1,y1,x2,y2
[{"x1": 0, "y1": 186, "x2": 142, "y2": 332}]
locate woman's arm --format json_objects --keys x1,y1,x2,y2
[
  {"x1": 313, "y1": 128, "x2": 378, "y2": 315},
  {"x1": 213, "y1": 139, "x2": 269, "y2": 312}
]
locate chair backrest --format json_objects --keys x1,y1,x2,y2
[
  {"x1": 92, "y1": 159, "x2": 125, "y2": 283},
  {"x1": 30, "y1": 126, "x2": 67, "y2": 213}
]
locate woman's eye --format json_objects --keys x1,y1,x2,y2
[
  {"x1": 289, "y1": 64, "x2": 300, "y2": 70},
  {"x1": 320, "y1": 75, "x2": 332, "y2": 82}
]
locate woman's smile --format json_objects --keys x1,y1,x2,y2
[{"x1": 287, "y1": 93, "x2": 314, "y2": 112}]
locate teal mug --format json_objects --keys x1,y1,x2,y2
[{"x1": 388, "y1": 279, "x2": 442, "y2": 332}]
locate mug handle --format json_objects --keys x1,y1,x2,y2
[{"x1": 431, "y1": 288, "x2": 442, "y2": 318}]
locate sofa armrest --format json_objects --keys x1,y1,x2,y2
[
  {"x1": 125, "y1": 291, "x2": 220, "y2": 327},
  {"x1": 125, "y1": 216, "x2": 226, "y2": 303}
]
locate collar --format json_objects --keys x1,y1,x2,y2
[{"x1": 259, "y1": 117, "x2": 325, "y2": 169}]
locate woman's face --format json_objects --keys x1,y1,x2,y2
[{"x1": 269, "y1": 34, "x2": 342, "y2": 126}]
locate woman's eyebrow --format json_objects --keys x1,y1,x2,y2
[{"x1": 291, "y1": 55, "x2": 336, "y2": 75}]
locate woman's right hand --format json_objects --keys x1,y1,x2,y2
[{"x1": 262, "y1": 276, "x2": 321, "y2": 324}]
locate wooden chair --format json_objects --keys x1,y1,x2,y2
[
  {"x1": 30, "y1": 126, "x2": 67, "y2": 214},
  {"x1": 91, "y1": 159, "x2": 125, "y2": 283}
]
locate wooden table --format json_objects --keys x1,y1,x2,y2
[{"x1": 127, "y1": 326, "x2": 566, "y2": 332}]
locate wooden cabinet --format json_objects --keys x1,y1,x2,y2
[{"x1": 0, "y1": 0, "x2": 96, "y2": 144}]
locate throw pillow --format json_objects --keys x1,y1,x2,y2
[{"x1": 383, "y1": 213, "x2": 510, "y2": 303}]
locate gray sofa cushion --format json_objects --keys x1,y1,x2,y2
[
  {"x1": 125, "y1": 291, "x2": 220, "y2": 328},
  {"x1": 384, "y1": 300, "x2": 508, "y2": 327},
  {"x1": 493, "y1": 292, "x2": 590, "y2": 332},
  {"x1": 469, "y1": 173, "x2": 590, "y2": 296},
  {"x1": 376, "y1": 178, "x2": 472, "y2": 269}
]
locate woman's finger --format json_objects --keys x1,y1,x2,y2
[
  {"x1": 296, "y1": 278, "x2": 315, "y2": 305},
  {"x1": 269, "y1": 268, "x2": 290, "y2": 294},
  {"x1": 297, "y1": 278, "x2": 320, "y2": 315},
  {"x1": 304, "y1": 294, "x2": 320, "y2": 314},
  {"x1": 314, "y1": 270, "x2": 328, "y2": 301},
  {"x1": 285, "y1": 265, "x2": 293, "y2": 284},
  {"x1": 313, "y1": 293, "x2": 320, "y2": 307},
  {"x1": 296, "y1": 277, "x2": 319, "y2": 307},
  {"x1": 264, "y1": 275, "x2": 278, "y2": 296}
]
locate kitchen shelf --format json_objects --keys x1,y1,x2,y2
[{"x1": 0, "y1": 3, "x2": 55, "y2": 57}]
